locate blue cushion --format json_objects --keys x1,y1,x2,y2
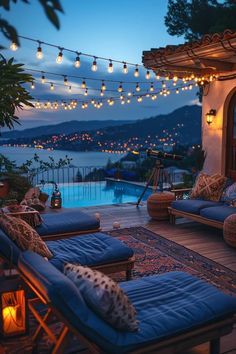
[
  {"x1": 200, "y1": 205, "x2": 236, "y2": 223},
  {"x1": 47, "y1": 232, "x2": 134, "y2": 271},
  {"x1": 36, "y1": 208, "x2": 100, "y2": 236},
  {"x1": 0, "y1": 228, "x2": 20, "y2": 265},
  {"x1": 18, "y1": 252, "x2": 236, "y2": 354},
  {"x1": 171, "y1": 199, "x2": 222, "y2": 215}
]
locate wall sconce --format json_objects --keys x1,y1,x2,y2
[
  {"x1": 206, "y1": 109, "x2": 216, "y2": 125},
  {"x1": 0, "y1": 278, "x2": 28, "y2": 337}
]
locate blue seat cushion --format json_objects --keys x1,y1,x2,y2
[
  {"x1": 200, "y1": 205, "x2": 236, "y2": 223},
  {"x1": 171, "y1": 199, "x2": 222, "y2": 215},
  {"x1": 47, "y1": 232, "x2": 134, "y2": 271},
  {"x1": 18, "y1": 252, "x2": 236, "y2": 354},
  {"x1": 36, "y1": 208, "x2": 100, "y2": 236},
  {"x1": 0, "y1": 228, "x2": 20, "y2": 266}
]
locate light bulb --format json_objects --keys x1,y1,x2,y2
[
  {"x1": 68, "y1": 86, "x2": 72, "y2": 92},
  {"x1": 145, "y1": 70, "x2": 150, "y2": 80},
  {"x1": 64, "y1": 77, "x2": 68, "y2": 86},
  {"x1": 108, "y1": 60, "x2": 113, "y2": 73},
  {"x1": 127, "y1": 91, "x2": 132, "y2": 97},
  {"x1": 135, "y1": 83, "x2": 140, "y2": 92},
  {"x1": 41, "y1": 75, "x2": 46, "y2": 84},
  {"x1": 162, "y1": 81, "x2": 166, "y2": 88},
  {"x1": 50, "y1": 83, "x2": 54, "y2": 91},
  {"x1": 121, "y1": 100, "x2": 125, "y2": 105},
  {"x1": 84, "y1": 89, "x2": 88, "y2": 96},
  {"x1": 173, "y1": 75, "x2": 178, "y2": 82},
  {"x1": 118, "y1": 83, "x2": 123, "y2": 92},
  {"x1": 137, "y1": 96, "x2": 143, "y2": 102},
  {"x1": 56, "y1": 50, "x2": 63, "y2": 64},
  {"x1": 134, "y1": 65, "x2": 139, "y2": 77},
  {"x1": 10, "y1": 42, "x2": 18, "y2": 51},
  {"x1": 31, "y1": 82, "x2": 35, "y2": 89},
  {"x1": 127, "y1": 98, "x2": 131, "y2": 103},
  {"x1": 123, "y1": 62, "x2": 128, "y2": 74},
  {"x1": 149, "y1": 83, "x2": 154, "y2": 92},
  {"x1": 101, "y1": 81, "x2": 106, "y2": 91},
  {"x1": 156, "y1": 73, "x2": 160, "y2": 80},
  {"x1": 100, "y1": 90, "x2": 104, "y2": 96},
  {"x1": 36, "y1": 45, "x2": 43, "y2": 59},
  {"x1": 165, "y1": 74, "x2": 170, "y2": 80},
  {"x1": 120, "y1": 94, "x2": 124, "y2": 100},
  {"x1": 91, "y1": 58, "x2": 97, "y2": 72},
  {"x1": 75, "y1": 55, "x2": 81, "y2": 68},
  {"x1": 81, "y1": 80, "x2": 86, "y2": 89}
]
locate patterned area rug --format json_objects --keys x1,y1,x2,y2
[{"x1": 1, "y1": 226, "x2": 236, "y2": 353}]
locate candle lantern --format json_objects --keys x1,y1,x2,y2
[
  {"x1": 50, "y1": 183, "x2": 62, "y2": 209},
  {"x1": 0, "y1": 278, "x2": 28, "y2": 338}
]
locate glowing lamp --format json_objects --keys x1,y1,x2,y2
[
  {"x1": 50, "y1": 183, "x2": 62, "y2": 209},
  {"x1": 206, "y1": 109, "x2": 216, "y2": 125},
  {"x1": 0, "y1": 278, "x2": 28, "y2": 337}
]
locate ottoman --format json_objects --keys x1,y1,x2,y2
[
  {"x1": 223, "y1": 213, "x2": 236, "y2": 247},
  {"x1": 147, "y1": 191, "x2": 175, "y2": 220}
]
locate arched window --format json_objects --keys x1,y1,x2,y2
[{"x1": 226, "y1": 92, "x2": 236, "y2": 179}]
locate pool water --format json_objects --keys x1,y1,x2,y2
[{"x1": 42, "y1": 180, "x2": 152, "y2": 208}]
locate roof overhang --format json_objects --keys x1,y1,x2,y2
[{"x1": 142, "y1": 30, "x2": 236, "y2": 79}]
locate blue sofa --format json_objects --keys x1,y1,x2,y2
[
  {"x1": 0, "y1": 228, "x2": 134, "y2": 279},
  {"x1": 169, "y1": 199, "x2": 236, "y2": 229},
  {"x1": 19, "y1": 250, "x2": 236, "y2": 354},
  {"x1": 37, "y1": 208, "x2": 100, "y2": 239}
]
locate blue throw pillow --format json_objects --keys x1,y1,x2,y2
[{"x1": 64, "y1": 263, "x2": 139, "y2": 332}]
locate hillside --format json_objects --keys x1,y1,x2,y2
[{"x1": 1, "y1": 120, "x2": 133, "y2": 139}]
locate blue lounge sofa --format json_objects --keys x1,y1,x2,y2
[
  {"x1": 19, "y1": 250, "x2": 236, "y2": 354},
  {"x1": 0, "y1": 228, "x2": 134, "y2": 280},
  {"x1": 169, "y1": 199, "x2": 236, "y2": 229},
  {"x1": 37, "y1": 208, "x2": 100, "y2": 239}
]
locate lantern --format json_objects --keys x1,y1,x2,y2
[
  {"x1": 206, "y1": 109, "x2": 216, "y2": 125},
  {"x1": 50, "y1": 183, "x2": 62, "y2": 209},
  {"x1": 0, "y1": 278, "x2": 28, "y2": 337}
]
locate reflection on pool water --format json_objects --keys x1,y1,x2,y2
[{"x1": 41, "y1": 180, "x2": 152, "y2": 208}]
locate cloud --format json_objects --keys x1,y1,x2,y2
[{"x1": 189, "y1": 98, "x2": 202, "y2": 106}]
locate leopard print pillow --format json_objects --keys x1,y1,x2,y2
[
  {"x1": 0, "y1": 213, "x2": 53, "y2": 259},
  {"x1": 64, "y1": 263, "x2": 139, "y2": 332}
]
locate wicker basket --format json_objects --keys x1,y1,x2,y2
[
  {"x1": 147, "y1": 192, "x2": 175, "y2": 221},
  {"x1": 223, "y1": 214, "x2": 236, "y2": 248}
]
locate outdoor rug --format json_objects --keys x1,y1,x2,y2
[{"x1": 2, "y1": 226, "x2": 236, "y2": 353}]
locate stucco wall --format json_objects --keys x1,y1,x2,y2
[{"x1": 202, "y1": 75, "x2": 236, "y2": 175}]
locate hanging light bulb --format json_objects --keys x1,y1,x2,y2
[
  {"x1": 100, "y1": 90, "x2": 104, "y2": 96},
  {"x1": 120, "y1": 94, "x2": 124, "y2": 100},
  {"x1": 173, "y1": 75, "x2": 178, "y2": 83},
  {"x1": 91, "y1": 57, "x2": 98, "y2": 72},
  {"x1": 41, "y1": 74, "x2": 46, "y2": 84},
  {"x1": 127, "y1": 91, "x2": 132, "y2": 97},
  {"x1": 31, "y1": 82, "x2": 35, "y2": 89},
  {"x1": 162, "y1": 81, "x2": 166, "y2": 88},
  {"x1": 118, "y1": 83, "x2": 123, "y2": 92},
  {"x1": 149, "y1": 83, "x2": 154, "y2": 92},
  {"x1": 108, "y1": 60, "x2": 113, "y2": 73},
  {"x1": 10, "y1": 42, "x2": 18, "y2": 51},
  {"x1": 151, "y1": 94, "x2": 157, "y2": 100},
  {"x1": 156, "y1": 73, "x2": 160, "y2": 80},
  {"x1": 127, "y1": 98, "x2": 131, "y2": 103},
  {"x1": 136, "y1": 83, "x2": 140, "y2": 92},
  {"x1": 165, "y1": 73, "x2": 170, "y2": 80},
  {"x1": 81, "y1": 80, "x2": 86, "y2": 89},
  {"x1": 56, "y1": 48, "x2": 63, "y2": 64},
  {"x1": 50, "y1": 83, "x2": 54, "y2": 91},
  {"x1": 123, "y1": 62, "x2": 128, "y2": 74},
  {"x1": 36, "y1": 43, "x2": 43, "y2": 59},
  {"x1": 121, "y1": 100, "x2": 125, "y2": 105},
  {"x1": 101, "y1": 81, "x2": 106, "y2": 91},
  {"x1": 137, "y1": 96, "x2": 143, "y2": 102},
  {"x1": 75, "y1": 53, "x2": 81, "y2": 68},
  {"x1": 64, "y1": 76, "x2": 68, "y2": 86},
  {"x1": 134, "y1": 65, "x2": 139, "y2": 78},
  {"x1": 68, "y1": 86, "x2": 72, "y2": 92},
  {"x1": 145, "y1": 70, "x2": 150, "y2": 80},
  {"x1": 84, "y1": 88, "x2": 88, "y2": 96}
]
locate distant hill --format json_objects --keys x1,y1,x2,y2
[{"x1": 1, "y1": 120, "x2": 133, "y2": 139}]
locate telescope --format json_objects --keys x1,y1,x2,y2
[{"x1": 146, "y1": 148, "x2": 183, "y2": 161}]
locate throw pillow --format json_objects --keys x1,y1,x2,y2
[
  {"x1": 190, "y1": 173, "x2": 227, "y2": 202},
  {"x1": 64, "y1": 263, "x2": 139, "y2": 332},
  {"x1": 0, "y1": 213, "x2": 53, "y2": 259}
]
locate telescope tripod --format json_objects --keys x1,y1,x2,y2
[{"x1": 136, "y1": 159, "x2": 166, "y2": 207}]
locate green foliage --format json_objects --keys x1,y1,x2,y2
[
  {"x1": 165, "y1": 0, "x2": 236, "y2": 41},
  {"x1": 0, "y1": 0, "x2": 64, "y2": 47},
  {"x1": 0, "y1": 56, "x2": 34, "y2": 129},
  {"x1": 0, "y1": 171, "x2": 32, "y2": 205}
]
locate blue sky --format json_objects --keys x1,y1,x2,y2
[{"x1": 1, "y1": 0, "x2": 199, "y2": 130}]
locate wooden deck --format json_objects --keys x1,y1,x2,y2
[{"x1": 79, "y1": 202, "x2": 236, "y2": 354}]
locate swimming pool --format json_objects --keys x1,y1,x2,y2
[{"x1": 41, "y1": 180, "x2": 152, "y2": 208}]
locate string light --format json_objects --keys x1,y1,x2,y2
[
  {"x1": 50, "y1": 83, "x2": 54, "y2": 91},
  {"x1": 31, "y1": 82, "x2": 35, "y2": 89},
  {"x1": 135, "y1": 83, "x2": 140, "y2": 92},
  {"x1": 134, "y1": 65, "x2": 139, "y2": 78},
  {"x1": 137, "y1": 96, "x2": 143, "y2": 102},
  {"x1": 145, "y1": 70, "x2": 150, "y2": 80},
  {"x1": 75, "y1": 54, "x2": 81, "y2": 68},
  {"x1": 149, "y1": 83, "x2": 154, "y2": 92},
  {"x1": 156, "y1": 73, "x2": 160, "y2": 80},
  {"x1": 91, "y1": 57, "x2": 98, "y2": 72},
  {"x1": 10, "y1": 42, "x2": 18, "y2": 51},
  {"x1": 41, "y1": 74, "x2": 46, "y2": 84},
  {"x1": 100, "y1": 90, "x2": 104, "y2": 96},
  {"x1": 123, "y1": 62, "x2": 128, "y2": 74},
  {"x1": 56, "y1": 48, "x2": 63, "y2": 64},
  {"x1": 120, "y1": 94, "x2": 124, "y2": 100},
  {"x1": 118, "y1": 83, "x2": 123, "y2": 92},
  {"x1": 162, "y1": 81, "x2": 166, "y2": 88},
  {"x1": 101, "y1": 81, "x2": 106, "y2": 91},
  {"x1": 84, "y1": 88, "x2": 88, "y2": 96},
  {"x1": 127, "y1": 91, "x2": 132, "y2": 97},
  {"x1": 176, "y1": 88, "x2": 179, "y2": 94},
  {"x1": 108, "y1": 60, "x2": 113, "y2": 73},
  {"x1": 36, "y1": 43, "x2": 43, "y2": 59},
  {"x1": 81, "y1": 80, "x2": 86, "y2": 89},
  {"x1": 68, "y1": 86, "x2": 72, "y2": 92},
  {"x1": 64, "y1": 76, "x2": 68, "y2": 85}
]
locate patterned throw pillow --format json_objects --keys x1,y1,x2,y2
[
  {"x1": 64, "y1": 263, "x2": 139, "y2": 332},
  {"x1": 190, "y1": 172, "x2": 227, "y2": 202},
  {"x1": 0, "y1": 213, "x2": 53, "y2": 259}
]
